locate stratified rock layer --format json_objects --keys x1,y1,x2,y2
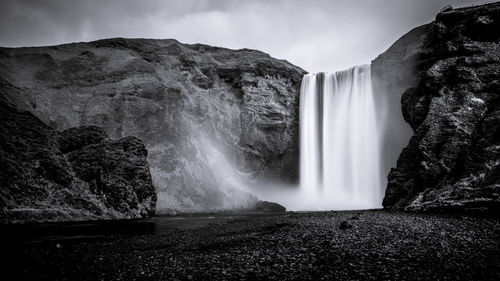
[
  {"x1": 381, "y1": 3, "x2": 500, "y2": 212},
  {"x1": 0, "y1": 39, "x2": 306, "y2": 212},
  {"x1": 0, "y1": 98, "x2": 156, "y2": 222}
]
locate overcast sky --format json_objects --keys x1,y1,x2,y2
[{"x1": 0, "y1": 0, "x2": 487, "y2": 72}]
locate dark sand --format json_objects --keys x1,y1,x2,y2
[{"x1": 1, "y1": 210, "x2": 499, "y2": 280}]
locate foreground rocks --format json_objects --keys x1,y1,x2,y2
[
  {"x1": 0, "y1": 39, "x2": 306, "y2": 212},
  {"x1": 379, "y1": 2, "x2": 500, "y2": 212},
  {"x1": 0, "y1": 98, "x2": 156, "y2": 222},
  {"x1": 2, "y1": 211, "x2": 499, "y2": 280}
]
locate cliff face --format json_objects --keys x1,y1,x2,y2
[
  {"x1": 379, "y1": 3, "x2": 500, "y2": 212},
  {"x1": 0, "y1": 39, "x2": 306, "y2": 212},
  {"x1": 0, "y1": 98, "x2": 156, "y2": 223},
  {"x1": 372, "y1": 24, "x2": 432, "y2": 191}
]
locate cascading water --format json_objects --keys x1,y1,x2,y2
[{"x1": 299, "y1": 65, "x2": 383, "y2": 210}]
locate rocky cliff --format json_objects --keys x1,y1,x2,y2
[
  {"x1": 378, "y1": 2, "x2": 500, "y2": 212},
  {"x1": 0, "y1": 98, "x2": 156, "y2": 223},
  {"x1": 372, "y1": 24, "x2": 431, "y2": 189},
  {"x1": 0, "y1": 39, "x2": 306, "y2": 212}
]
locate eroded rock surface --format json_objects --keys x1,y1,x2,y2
[
  {"x1": 381, "y1": 2, "x2": 500, "y2": 212},
  {"x1": 0, "y1": 98, "x2": 156, "y2": 222},
  {"x1": 0, "y1": 39, "x2": 306, "y2": 212}
]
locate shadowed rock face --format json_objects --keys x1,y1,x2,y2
[
  {"x1": 372, "y1": 23, "x2": 431, "y2": 190},
  {"x1": 0, "y1": 98, "x2": 156, "y2": 222},
  {"x1": 380, "y1": 2, "x2": 500, "y2": 212},
  {"x1": 0, "y1": 39, "x2": 306, "y2": 212}
]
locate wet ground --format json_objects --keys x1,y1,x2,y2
[{"x1": 1, "y1": 210, "x2": 499, "y2": 280}]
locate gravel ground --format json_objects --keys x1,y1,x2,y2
[{"x1": 1, "y1": 210, "x2": 499, "y2": 281}]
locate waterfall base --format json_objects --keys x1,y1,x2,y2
[{"x1": 255, "y1": 185, "x2": 381, "y2": 211}]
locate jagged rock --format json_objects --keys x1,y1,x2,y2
[
  {"x1": 0, "y1": 38, "x2": 306, "y2": 212},
  {"x1": 65, "y1": 133, "x2": 156, "y2": 217},
  {"x1": 379, "y1": 2, "x2": 500, "y2": 212},
  {"x1": 0, "y1": 98, "x2": 156, "y2": 222}
]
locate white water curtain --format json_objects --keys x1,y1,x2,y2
[{"x1": 299, "y1": 65, "x2": 382, "y2": 209}]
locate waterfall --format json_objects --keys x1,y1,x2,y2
[{"x1": 299, "y1": 65, "x2": 383, "y2": 210}]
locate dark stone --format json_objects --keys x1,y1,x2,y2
[
  {"x1": 378, "y1": 2, "x2": 500, "y2": 212},
  {"x1": 67, "y1": 135, "x2": 156, "y2": 216},
  {"x1": 58, "y1": 126, "x2": 108, "y2": 153},
  {"x1": 339, "y1": 220, "x2": 353, "y2": 230},
  {"x1": 0, "y1": 99, "x2": 156, "y2": 222},
  {"x1": 251, "y1": 201, "x2": 286, "y2": 212}
]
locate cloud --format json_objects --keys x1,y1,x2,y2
[{"x1": 0, "y1": 0, "x2": 485, "y2": 72}]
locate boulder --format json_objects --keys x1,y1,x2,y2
[{"x1": 251, "y1": 201, "x2": 286, "y2": 212}]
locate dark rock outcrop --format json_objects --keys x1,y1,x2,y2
[
  {"x1": 0, "y1": 98, "x2": 156, "y2": 222},
  {"x1": 58, "y1": 126, "x2": 108, "y2": 153},
  {"x1": 251, "y1": 201, "x2": 286, "y2": 212},
  {"x1": 379, "y1": 2, "x2": 500, "y2": 212},
  {"x1": 0, "y1": 39, "x2": 306, "y2": 212}
]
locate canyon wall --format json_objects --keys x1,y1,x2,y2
[
  {"x1": 0, "y1": 39, "x2": 305, "y2": 212},
  {"x1": 377, "y1": 3, "x2": 500, "y2": 212}
]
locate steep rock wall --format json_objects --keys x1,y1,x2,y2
[
  {"x1": 379, "y1": 2, "x2": 500, "y2": 212},
  {"x1": 0, "y1": 39, "x2": 306, "y2": 212},
  {"x1": 372, "y1": 24, "x2": 431, "y2": 188}
]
